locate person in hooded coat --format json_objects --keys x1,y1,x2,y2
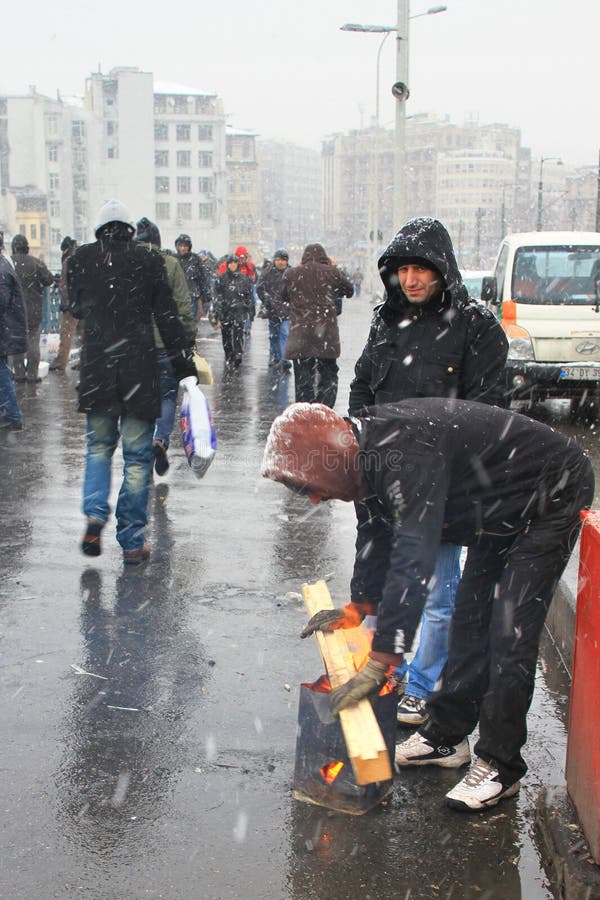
[
  {"x1": 349, "y1": 218, "x2": 508, "y2": 728},
  {"x1": 262, "y1": 400, "x2": 594, "y2": 812},
  {"x1": 212, "y1": 255, "x2": 255, "y2": 368},
  {"x1": 9, "y1": 234, "x2": 54, "y2": 383},
  {"x1": 67, "y1": 199, "x2": 196, "y2": 564},
  {"x1": 0, "y1": 231, "x2": 27, "y2": 428},
  {"x1": 174, "y1": 234, "x2": 213, "y2": 321},
  {"x1": 283, "y1": 243, "x2": 354, "y2": 408},
  {"x1": 255, "y1": 248, "x2": 292, "y2": 372}
]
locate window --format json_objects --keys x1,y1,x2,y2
[
  {"x1": 198, "y1": 202, "x2": 213, "y2": 219},
  {"x1": 177, "y1": 176, "x2": 191, "y2": 194},
  {"x1": 73, "y1": 148, "x2": 86, "y2": 166},
  {"x1": 228, "y1": 176, "x2": 236, "y2": 193},
  {"x1": 107, "y1": 147, "x2": 117, "y2": 159},
  {"x1": 198, "y1": 124, "x2": 213, "y2": 141},
  {"x1": 176, "y1": 202, "x2": 192, "y2": 220},
  {"x1": 72, "y1": 120, "x2": 85, "y2": 140},
  {"x1": 176, "y1": 124, "x2": 191, "y2": 141},
  {"x1": 45, "y1": 115, "x2": 59, "y2": 136},
  {"x1": 155, "y1": 202, "x2": 170, "y2": 220},
  {"x1": 155, "y1": 176, "x2": 170, "y2": 194},
  {"x1": 155, "y1": 150, "x2": 169, "y2": 167},
  {"x1": 49, "y1": 173, "x2": 60, "y2": 190},
  {"x1": 176, "y1": 150, "x2": 191, "y2": 168},
  {"x1": 174, "y1": 97, "x2": 189, "y2": 114},
  {"x1": 50, "y1": 200, "x2": 60, "y2": 217},
  {"x1": 106, "y1": 121, "x2": 116, "y2": 136},
  {"x1": 73, "y1": 174, "x2": 87, "y2": 191},
  {"x1": 51, "y1": 228, "x2": 61, "y2": 245},
  {"x1": 154, "y1": 96, "x2": 167, "y2": 114},
  {"x1": 19, "y1": 225, "x2": 26, "y2": 235},
  {"x1": 47, "y1": 144, "x2": 59, "y2": 162},
  {"x1": 40, "y1": 224, "x2": 46, "y2": 241},
  {"x1": 155, "y1": 121, "x2": 168, "y2": 141},
  {"x1": 198, "y1": 151, "x2": 213, "y2": 168},
  {"x1": 198, "y1": 176, "x2": 213, "y2": 194},
  {"x1": 30, "y1": 224, "x2": 37, "y2": 240}
]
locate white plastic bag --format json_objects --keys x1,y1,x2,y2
[{"x1": 179, "y1": 377, "x2": 217, "y2": 478}]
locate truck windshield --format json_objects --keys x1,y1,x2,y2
[{"x1": 511, "y1": 246, "x2": 600, "y2": 305}]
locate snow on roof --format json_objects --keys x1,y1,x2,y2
[{"x1": 154, "y1": 80, "x2": 216, "y2": 97}]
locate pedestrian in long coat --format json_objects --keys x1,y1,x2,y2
[
  {"x1": 10, "y1": 234, "x2": 54, "y2": 382},
  {"x1": 0, "y1": 233, "x2": 27, "y2": 428},
  {"x1": 283, "y1": 243, "x2": 353, "y2": 407},
  {"x1": 212, "y1": 256, "x2": 254, "y2": 369}
]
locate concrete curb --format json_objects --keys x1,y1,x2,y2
[{"x1": 536, "y1": 786, "x2": 600, "y2": 899}]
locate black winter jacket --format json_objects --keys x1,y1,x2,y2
[
  {"x1": 0, "y1": 255, "x2": 27, "y2": 357},
  {"x1": 348, "y1": 218, "x2": 508, "y2": 412},
  {"x1": 350, "y1": 399, "x2": 594, "y2": 656},
  {"x1": 256, "y1": 265, "x2": 290, "y2": 322},
  {"x1": 67, "y1": 230, "x2": 193, "y2": 420},
  {"x1": 11, "y1": 251, "x2": 54, "y2": 329},
  {"x1": 213, "y1": 270, "x2": 255, "y2": 324},
  {"x1": 177, "y1": 250, "x2": 213, "y2": 306}
]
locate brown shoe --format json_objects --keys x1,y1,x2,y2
[{"x1": 123, "y1": 544, "x2": 150, "y2": 566}]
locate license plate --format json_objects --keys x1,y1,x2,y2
[{"x1": 560, "y1": 366, "x2": 600, "y2": 380}]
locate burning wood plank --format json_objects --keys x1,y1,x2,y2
[{"x1": 301, "y1": 579, "x2": 393, "y2": 786}]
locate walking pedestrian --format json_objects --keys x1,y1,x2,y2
[
  {"x1": 174, "y1": 234, "x2": 213, "y2": 321},
  {"x1": 262, "y1": 399, "x2": 594, "y2": 811},
  {"x1": 68, "y1": 200, "x2": 196, "y2": 564},
  {"x1": 211, "y1": 256, "x2": 254, "y2": 369},
  {"x1": 49, "y1": 237, "x2": 79, "y2": 372},
  {"x1": 256, "y1": 249, "x2": 291, "y2": 373},
  {"x1": 9, "y1": 234, "x2": 54, "y2": 383},
  {"x1": 349, "y1": 217, "x2": 508, "y2": 727},
  {"x1": 0, "y1": 231, "x2": 27, "y2": 430},
  {"x1": 134, "y1": 218, "x2": 196, "y2": 476},
  {"x1": 283, "y1": 243, "x2": 353, "y2": 408}
]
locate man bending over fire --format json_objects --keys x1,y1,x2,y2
[{"x1": 261, "y1": 400, "x2": 593, "y2": 812}]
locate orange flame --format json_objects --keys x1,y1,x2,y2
[{"x1": 320, "y1": 760, "x2": 344, "y2": 784}]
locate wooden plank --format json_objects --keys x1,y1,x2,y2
[{"x1": 301, "y1": 580, "x2": 392, "y2": 785}]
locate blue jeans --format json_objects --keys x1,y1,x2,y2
[
  {"x1": 83, "y1": 414, "x2": 154, "y2": 552},
  {"x1": 396, "y1": 543, "x2": 462, "y2": 699},
  {"x1": 154, "y1": 350, "x2": 178, "y2": 448},
  {"x1": 0, "y1": 356, "x2": 22, "y2": 423},
  {"x1": 268, "y1": 319, "x2": 290, "y2": 362}
]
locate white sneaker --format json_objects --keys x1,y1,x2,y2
[
  {"x1": 445, "y1": 757, "x2": 521, "y2": 812},
  {"x1": 395, "y1": 732, "x2": 470, "y2": 768},
  {"x1": 396, "y1": 695, "x2": 428, "y2": 725}
]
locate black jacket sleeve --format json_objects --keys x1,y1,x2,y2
[
  {"x1": 460, "y1": 306, "x2": 508, "y2": 407},
  {"x1": 348, "y1": 316, "x2": 380, "y2": 414}
]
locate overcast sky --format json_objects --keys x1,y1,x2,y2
[{"x1": 2, "y1": 0, "x2": 598, "y2": 167}]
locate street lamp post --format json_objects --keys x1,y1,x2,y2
[
  {"x1": 340, "y1": 4, "x2": 446, "y2": 298},
  {"x1": 537, "y1": 156, "x2": 562, "y2": 231}
]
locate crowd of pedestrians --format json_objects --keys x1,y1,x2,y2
[{"x1": 1, "y1": 204, "x2": 593, "y2": 817}]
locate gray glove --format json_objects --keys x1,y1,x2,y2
[
  {"x1": 300, "y1": 602, "x2": 366, "y2": 638},
  {"x1": 329, "y1": 658, "x2": 388, "y2": 716}
]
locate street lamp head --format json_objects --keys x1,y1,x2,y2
[
  {"x1": 426, "y1": 5, "x2": 448, "y2": 13},
  {"x1": 340, "y1": 23, "x2": 397, "y2": 33}
]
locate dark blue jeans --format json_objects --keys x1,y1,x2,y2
[
  {"x1": 0, "y1": 356, "x2": 21, "y2": 423},
  {"x1": 83, "y1": 414, "x2": 154, "y2": 552},
  {"x1": 154, "y1": 350, "x2": 179, "y2": 448}
]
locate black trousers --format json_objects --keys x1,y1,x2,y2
[
  {"x1": 421, "y1": 460, "x2": 595, "y2": 785},
  {"x1": 221, "y1": 321, "x2": 244, "y2": 364},
  {"x1": 292, "y1": 358, "x2": 339, "y2": 408}
]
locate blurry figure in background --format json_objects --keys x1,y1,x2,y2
[
  {"x1": 211, "y1": 255, "x2": 254, "y2": 370},
  {"x1": 174, "y1": 234, "x2": 213, "y2": 321},
  {"x1": 135, "y1": 218, "x2": 196, "y2": 477},
  {"x1": 68, "y1": 200, "x2": 196, "y2": 565},
  {"x1": 256, "y1": 248, "x2": 291, "y2": 373},
  {"x1": 351, "y1": 268, "x2": 363, "y2": 298},
  {"x1": 9, "y1": 234, "x2": 54, "y2": 383},
  {"x1": 0, "y1": 231, "x2": 27, "y2": 429},
  {"x1": 49, "y1": 236, "x2": 79, "y2": 372},
  {"x1": 283, "y1": 243, "x2": 353, "y2": 407},
  {"x1": 217, "y1": 246, "x2": 257, "y2": 336}
]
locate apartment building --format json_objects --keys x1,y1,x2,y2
[
  {"x1": 256, "y1": 139, "x2": 322, "y2": 261},
  {"x1": 226, "y1": 129, "x2": 259, "y2": 258}
]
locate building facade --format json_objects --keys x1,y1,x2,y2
[{"x1": 225, "y1": 129, "x2": 259, "y2": 258}]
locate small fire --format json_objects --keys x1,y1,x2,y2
[
  {"x1": 320, "y1": 760, "x2": 344, "y2": 784},
  {"x1": 304, "y1": 623, "x2": 396, "y2": 698}
]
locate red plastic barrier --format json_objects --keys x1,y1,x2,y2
[{"x1": 566, "y1": 510, "x2": 600, "y2": 864}]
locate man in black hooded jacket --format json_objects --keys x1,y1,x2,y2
[{"x1": 349, "y1": 218, "x2": 508, "y2": 728}]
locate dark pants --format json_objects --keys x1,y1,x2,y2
[
  {"x1": 221, "y1": 320, "x2": 245, "y2": 364},
  {"x1": 292, "y1": 358, "x2": 339, "y2": 408},
  {"x1": 421, "y1": 460, "x2": 594, "y2": 785}
]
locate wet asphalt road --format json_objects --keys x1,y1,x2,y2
[{"x1": 0, "y1": 299, "x2": 596, "y2": 899}]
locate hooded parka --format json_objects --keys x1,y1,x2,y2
[
  {"x1": 283, "y1": 244, "x2": 353, "y2": 359},
  {"x1": 67, "y1": 226, "x2": 193, "y2": 420},
  {"x1": 0, "y1": 253, "x2": 27, "y2": 357},
  {"x1": 10, "y1": 236, "x2": 55, "y2": 330},
  {"x1": 349, "y1": 218, "x2": 508, "y2": 412}
]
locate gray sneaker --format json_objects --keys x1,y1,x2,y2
[
  {"x1": 397, "y1": 694, "x2": 428, "y2": 725},
  {"x1": 395, "y1": 731, "x2": 471, "y2": 768},
  {"x1": 445, "y1": 757, "x2": 520, "y2": 812}
]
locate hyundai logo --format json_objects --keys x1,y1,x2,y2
[{"x1": 576, "y1": 341, "x2": 600, "y2": 354}]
